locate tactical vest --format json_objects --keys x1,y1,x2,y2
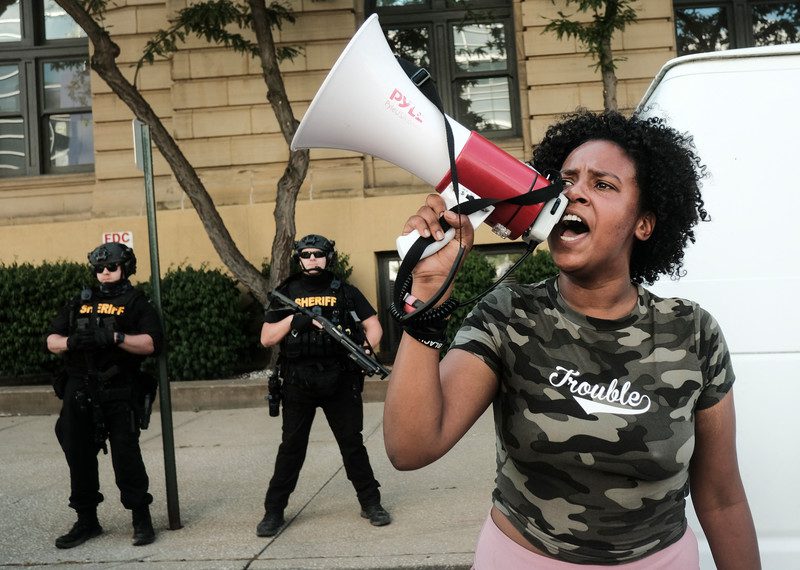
[
  {"x1": 68, "y1": 285, "x2": 144, "y2": 381},
  {"x1": 71, "y1": 287, "x2": 139, "y2": 333},
  {"x1": 280, "y1": 276, "x2": 364, "y2": 361}
]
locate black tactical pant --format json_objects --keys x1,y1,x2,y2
[
  {"x1": 264, "y1": 364, "x2": 381, "y2": 512},
  {"x1": 55, "y1": 377, "x2": 152, "y2": 512}
]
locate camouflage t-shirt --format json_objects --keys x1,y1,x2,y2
[{"x1": 451, "y1": 277, "x2": 734, "y2": 564}]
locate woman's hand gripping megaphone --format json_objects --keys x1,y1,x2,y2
[
  {"x1": 400, "y1": 194, "x2": 475, "y2": 305},
  {"x1": 395, "y1": 183, "x2": 493, "y2": 261}
]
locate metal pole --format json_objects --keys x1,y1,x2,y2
[{"x1": 136, "y1": 120, "x2": 182, "y2": 530}]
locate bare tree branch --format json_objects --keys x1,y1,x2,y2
[{"x1": 56, "y1": 0, "x2": 271, "y2": 304}]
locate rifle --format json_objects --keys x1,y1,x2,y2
[
  {"x1": 75, "y1": 317, "x2": 109, "y2": 455},
  {"x1": 269, "y1": 290, "x2": 390, "y2": 379}
]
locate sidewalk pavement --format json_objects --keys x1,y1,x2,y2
[{"x1": 0, "y1": 383, "x2": 496, "y2": 569}]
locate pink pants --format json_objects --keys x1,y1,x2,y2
[{"x1": 472, "y1": 513, "x2": 700, "y2": 569}]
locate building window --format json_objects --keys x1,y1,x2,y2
[
  {"x1": 0, "y1": 1, "x2": 93, "y2": 178},
  {"x1": 367, "y1": 0, "x2": 520, "y2": 137},
  {"x1": 675, "y1": 1, "x2": 800, "y2": 56}
]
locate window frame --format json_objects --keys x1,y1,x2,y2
[
  {"x1": 0, "y1": 0, "x2": 92, "y2": 178},
  {"x1": 673, "y1": 0, "x2": 800, "y2": 53},
  {"x1": 366, "y1": 0, "x2": 521, "y2": 139}
]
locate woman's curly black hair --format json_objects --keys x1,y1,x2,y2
[{"x1": 531, "y1": 110, "x2": 708, "y2": 285}]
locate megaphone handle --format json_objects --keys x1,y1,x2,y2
[
  {"x1": 396, "y1": 227, "x2": 456, "y2": 261},
  {"x1": 396, "y1": 204, "x2": 491, "y2": 260}
]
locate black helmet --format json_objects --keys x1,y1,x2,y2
[
  {"x1": 293, "y1": 234, "x2": 336, "y2": 267},
  {"x1": 88, "y1": 243, "x2": 137, "y2": 278}
]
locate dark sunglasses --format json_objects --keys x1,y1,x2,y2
[
  {"x1": 298, "y1": 251, "x2": 325, "y2": 259},
  {"x1": 94, "y1": 262, "x2": 119, "y2": 273}
]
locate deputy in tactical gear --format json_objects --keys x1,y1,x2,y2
[
  {"x1": 256, "y1": 234, "x2": 391, "y2": 537},
  {"x1": 45, "y1": 242, "x2": 163, "y2": 549}
]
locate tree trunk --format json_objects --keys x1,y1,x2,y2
[
  {"x1": 247, "y1": 0, "x2": 310, "y2": 293},
  {"x1": 248, "y1": 0, "x2": 311, "y2": 368},
  {"x1": 56, "y1": 0, "x2": 271, "y2": 304},
  {"x1": 600, "y1": 0, "x2": 619, "y2": 112},
  {"x1": 600, "y1": 40, "x2": 618, "y2": 112}
]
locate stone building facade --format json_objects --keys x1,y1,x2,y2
[{"x1": 0, "y1": 1, "x2": 679, "y2": 293}]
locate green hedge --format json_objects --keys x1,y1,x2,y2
[
  {"x1": 139, "y1": 265, "x2": 249, "y2": 381},
  {"x1": 446, "y1": 253, "x2": 497, "y2": 347},
  {"x1": 0, "y1": 261, "x2": 90, "y2": 378},
  {"x1": 0, "y1": 261, "x2": 252, "y2": 383},
  {"x1": 1, "y1": 248, "x2": 555, "y2": 381},
  {"x1": 443, "y1": 249, "x2": 559, "y2": 350}
]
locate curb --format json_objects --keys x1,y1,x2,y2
[{"x1": 0, "y1": 377, "x2": 389, "y2": 416}]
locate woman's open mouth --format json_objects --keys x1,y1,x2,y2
[{"x1": 558, "y1": 213, "x2": 589, "y2": 242}]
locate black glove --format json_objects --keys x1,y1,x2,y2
[
  {"x1": 291, "y1": 313, "x2": 314, "y2": 332},
  {"x1": 66, "y1": 330, "x2": 95, "y2": 351},
  {"x1": 92, "y1": 328, "x2": 116, "y2": 348}
]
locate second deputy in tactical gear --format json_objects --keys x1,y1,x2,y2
[
  {"x1": 256, "y1": 234, "x2": 391, "y2": 537},
  {"x1": 45, "y1": 243, "x2": 163, "y2": 549}
]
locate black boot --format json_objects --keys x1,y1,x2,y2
[
  {"x1": 131, "y1": 505, "x2": 156, "y2": 546},
  {"x1": 55, "y1": 509, "x2": 103, "y2": 549},
  {"x1": 360, "y1": 503, "x2": 391, "y2": 526},
  {"x1": 256, "y1": 510, "x2": 285, "y2": 537}
]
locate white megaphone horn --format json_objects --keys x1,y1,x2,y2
[{"x1": 291, "y1": 14, "x2": 566, "y2": 259}]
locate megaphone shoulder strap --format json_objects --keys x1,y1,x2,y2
[{"x1": 396, "y1": 56, "x2": 462, "y2": 214}]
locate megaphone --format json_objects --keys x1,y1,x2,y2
[{"x1": 291, "y1": 14, "x2": 566, "y2": 259}]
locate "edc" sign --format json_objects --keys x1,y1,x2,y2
[{"x1": 102, "y1": 231, "x2": 133, "y2": 249}]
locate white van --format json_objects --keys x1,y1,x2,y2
[{"x1": 638, "y1": 45, "x2": 800, "y2": 569}]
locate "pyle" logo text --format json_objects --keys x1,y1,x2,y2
[{"x1": 386, "y1": 88, "x2": 423, "y2": 123}]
